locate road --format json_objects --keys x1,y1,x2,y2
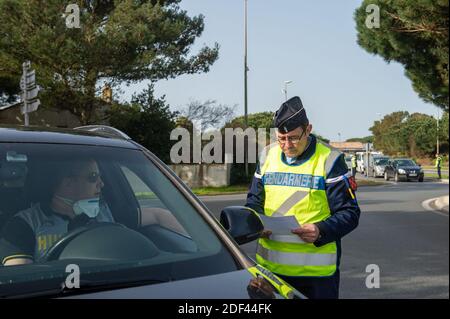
[{"x1": 199, "y1": 181, "x2": 449, "y2": 299}]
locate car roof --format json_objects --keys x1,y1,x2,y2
[{"x1": 0, "y1": 125, "x2": 140, "y2": 149}]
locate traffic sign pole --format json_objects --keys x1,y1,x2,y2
[{"x1": 20, "y1": 61, "x2": 40, "y2": 126}]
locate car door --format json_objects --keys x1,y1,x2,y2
[
  {"x1": 391, "y1": 161, "x2": 399, "y2": 177},
  {"x1": 386, "y1": 161, "x2": 394, "y2": 177}
]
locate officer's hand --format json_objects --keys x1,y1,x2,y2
[
  {"x1": 260, "y1": 229, "x2": 272, "y2": 239},
  {"x1": 291, "y1": 224, "x2": 320, "y2": 243}
]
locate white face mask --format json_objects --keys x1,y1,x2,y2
[{"x1": 56, "y1": 196, "x2": 100, "y2": 218}]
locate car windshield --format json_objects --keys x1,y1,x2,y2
[
  {"x1": 0, "y1": 143, "x2": 239, "y2": 297},
  {"x1": 375, "y1": 159, "x2": 389, "y2": 165},
  {"x1": 395, "y1": 159, "x2": 416, "y2": 166}
]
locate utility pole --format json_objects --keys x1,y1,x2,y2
[
  {"x1": 244, "y1": 0, "x2": 249, "y2": 176},
  {"x1": 283, "y1": 80, "x2": 292, "y2": 101},
  {"x1": 436, "y1": 109, "x2": 440, "y2": 155},
  {"x1": 20, "y1": 61, "x2": 40, "y2": 126}
]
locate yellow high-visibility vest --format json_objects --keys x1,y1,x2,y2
[{"x1": 256, "y1": 141, "x2": 341, "y2": 277}]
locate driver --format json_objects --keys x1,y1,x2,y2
[{"x1": 0, "y1": 159, "x2": 114, "y2": 266}]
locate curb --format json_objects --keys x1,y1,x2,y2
[
  {"x1": 435, "y1": 195, "x2": 449, "y2": 211},
  {"x1": 422, "y1": 195, "x2": 449, "y2": 216}
]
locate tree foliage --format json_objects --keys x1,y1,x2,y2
[
  {"x1": 0, "y1": 0, "x2": 219, "y2": 123},
  {"x1": 108, "y1": 84, "x2": 178, "y2": 163},
  {"x1": 180, "y1": 99, "x2": 236, "y2": 130},
  {"x1": 370, "y1": 111, "x2": 449, "y2": 157},
  {"x1": 355, "y1": 0, "x2": 449, "y2": 111},
  {"x1": 0, "y1": 75, "x2": 19, "y2": 104},
  {"x1": 346, "y1": 136, "x2": 374, "y2": 144},
  {"x1": 223, "y1": 111, "x2": 330, "y2": 143},
  {"x1": 224, "y1": 112, "x2": 275, "y2": 131}
]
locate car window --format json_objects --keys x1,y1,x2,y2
[
  {"x1": 0, "y1": 143, "x2": 239, "y2": 297},
  {"x1": 120, "y1": 165, "x2": 189, "y2": 236},
  {"x1": 395, "y1": 160, "x2": 416, "y2": 166},
  {"x1": 375, "y1": 159, "x2": 388, "y2": 165}
]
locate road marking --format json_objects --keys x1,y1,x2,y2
[{"x1": 422, "y1": 198, "x2": 449, "y2": 217}]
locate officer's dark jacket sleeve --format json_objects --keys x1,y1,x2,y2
[
  {"x1": 0, "y1": 217, "x2": 35, "y2": 264},
  {"x1": 245, "y1": 162, "x2": 265, "y2": 214},
  {"x1": 314, "y1": 154, "x2": 361, "y2": 247}
]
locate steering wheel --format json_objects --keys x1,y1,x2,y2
[{"x1": 43, "y1": 222, "x2": 160, "y2": 262}]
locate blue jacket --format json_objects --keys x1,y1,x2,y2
[{"x1": 245, "y1": 135, "x2": 361, "y2": 269}]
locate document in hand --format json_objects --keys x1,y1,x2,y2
[{"x1": 258, "y1": 215, "x2": 301, "y2": 236}]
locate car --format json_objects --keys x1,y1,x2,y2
[
  {"x1": 0, "y1": 125, "x2": 304, "y2": 299},
  {"x1": 384, "y1": 158, "x2": 424, "y2": 182},
  {"x1": 371, "y1": 156, "x2": 390, "y2": 178}
]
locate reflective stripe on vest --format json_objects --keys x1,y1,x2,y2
[
  {"x1": 258, "y1": 141, "x2": 338, "y2": 277},
  {"x1": 257, "y1": 245, "x2": 337, "y2": 266}
]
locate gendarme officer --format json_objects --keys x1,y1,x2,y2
[{"x1": 246, "y1": 96, "x2": 361, "y2": 299}]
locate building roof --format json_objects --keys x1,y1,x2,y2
[{"x1": 330, "y1": 141, "x2": 365, "y2": 151}]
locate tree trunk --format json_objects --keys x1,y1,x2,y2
[{"x1": 83, "y1": 70, "x2": 98, "y2": 125}]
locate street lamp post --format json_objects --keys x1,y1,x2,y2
[
  {"x1": 283, "y1": 80, "x2": 292, "y2": 101},
  {"x1": 436, "y1": 109, "x2": 440, "y2": 155},
  {"x1": 244, "y1": 0, "x2": 249, "y2": 176}
]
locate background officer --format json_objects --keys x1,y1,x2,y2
[
  {"x1": 435, "y1": 154, "x2": 443, "y2": 179},
  {"x1": 351, "y1": 154, "x2": 357, "y2": 177},
  {"x1": 246, "y1": 96, "x2": 361, "y2": 299}
]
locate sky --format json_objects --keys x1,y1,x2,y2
[{"x1": 121, "y1": 0, "x2": 440, "y2": 142}]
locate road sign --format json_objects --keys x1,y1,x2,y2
[{"x1": 20, "y1": 61, "x2": 40, "y2": 124}]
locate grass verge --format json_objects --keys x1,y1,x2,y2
[
  {"x1": 192, "y1": 185, "x2": 250, "y2": 196},
  {"x1": 192, "y1": 179, "x2": 390, "y2": 195},
  {"x1": 424, "y1": 173, "x2": 449, "y2": 179},
  {"x1": 355, "y1": 179, "x2": 388, "y2": 186}
]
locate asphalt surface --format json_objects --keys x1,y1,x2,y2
[{"x1": 199, "y1": 180, "x2": 449, "y2": 299}]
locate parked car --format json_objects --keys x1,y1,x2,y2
[
  {"x1": 371, "y1": 156, "x2": 390, "y2": 178},
  {"x1": 0, "y1": 125, "x2": 303, "y2": 299},
  {"x1": 384, "y1": 158, "x2": 424, "y2": 182}
]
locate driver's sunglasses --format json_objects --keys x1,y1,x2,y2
[{"x1": 84, "y1": 172, "x2": 102, "y2": 183}]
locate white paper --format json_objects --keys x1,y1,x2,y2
[{"x1": 258, "y1": 215, "x2": 301, "y2": 235}]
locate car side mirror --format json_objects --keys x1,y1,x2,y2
[{"x1": 220, "y1": 206, "x2": 264, "y2": 245}]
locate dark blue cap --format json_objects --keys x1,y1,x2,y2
[{"x1": 273, "y1": 96, "x2": 309, "y2": 133}]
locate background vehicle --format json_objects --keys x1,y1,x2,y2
[
  {"x1": 356, "y1": 152, "x2": 365, "y2": 173},
  {"x1": 0, "y1": 125, "x2": 302, "y2": 299},
  {"x1": 384, "y1": 158, "x2": 424, "y2": 182},
  {"x1": 356, "y1": 151, "x2": 384, "y2": 175},
  {"x1": 371, "y1": 156, "x2": 390, "y2": 178},
  {"x1": 344, "y1": 155, "x2": 353, "y2": 171}
]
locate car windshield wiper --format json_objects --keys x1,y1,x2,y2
[
  {"x1": 1, "y1": 276, "x2": 173, "y2": 299},
  {"x1": 57, "y1": 276, "x2": 173, "y2": 296}
]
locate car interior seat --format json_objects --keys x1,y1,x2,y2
[{"x1": 0, "y1": 161, "x2": 29, "y2": 230}]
